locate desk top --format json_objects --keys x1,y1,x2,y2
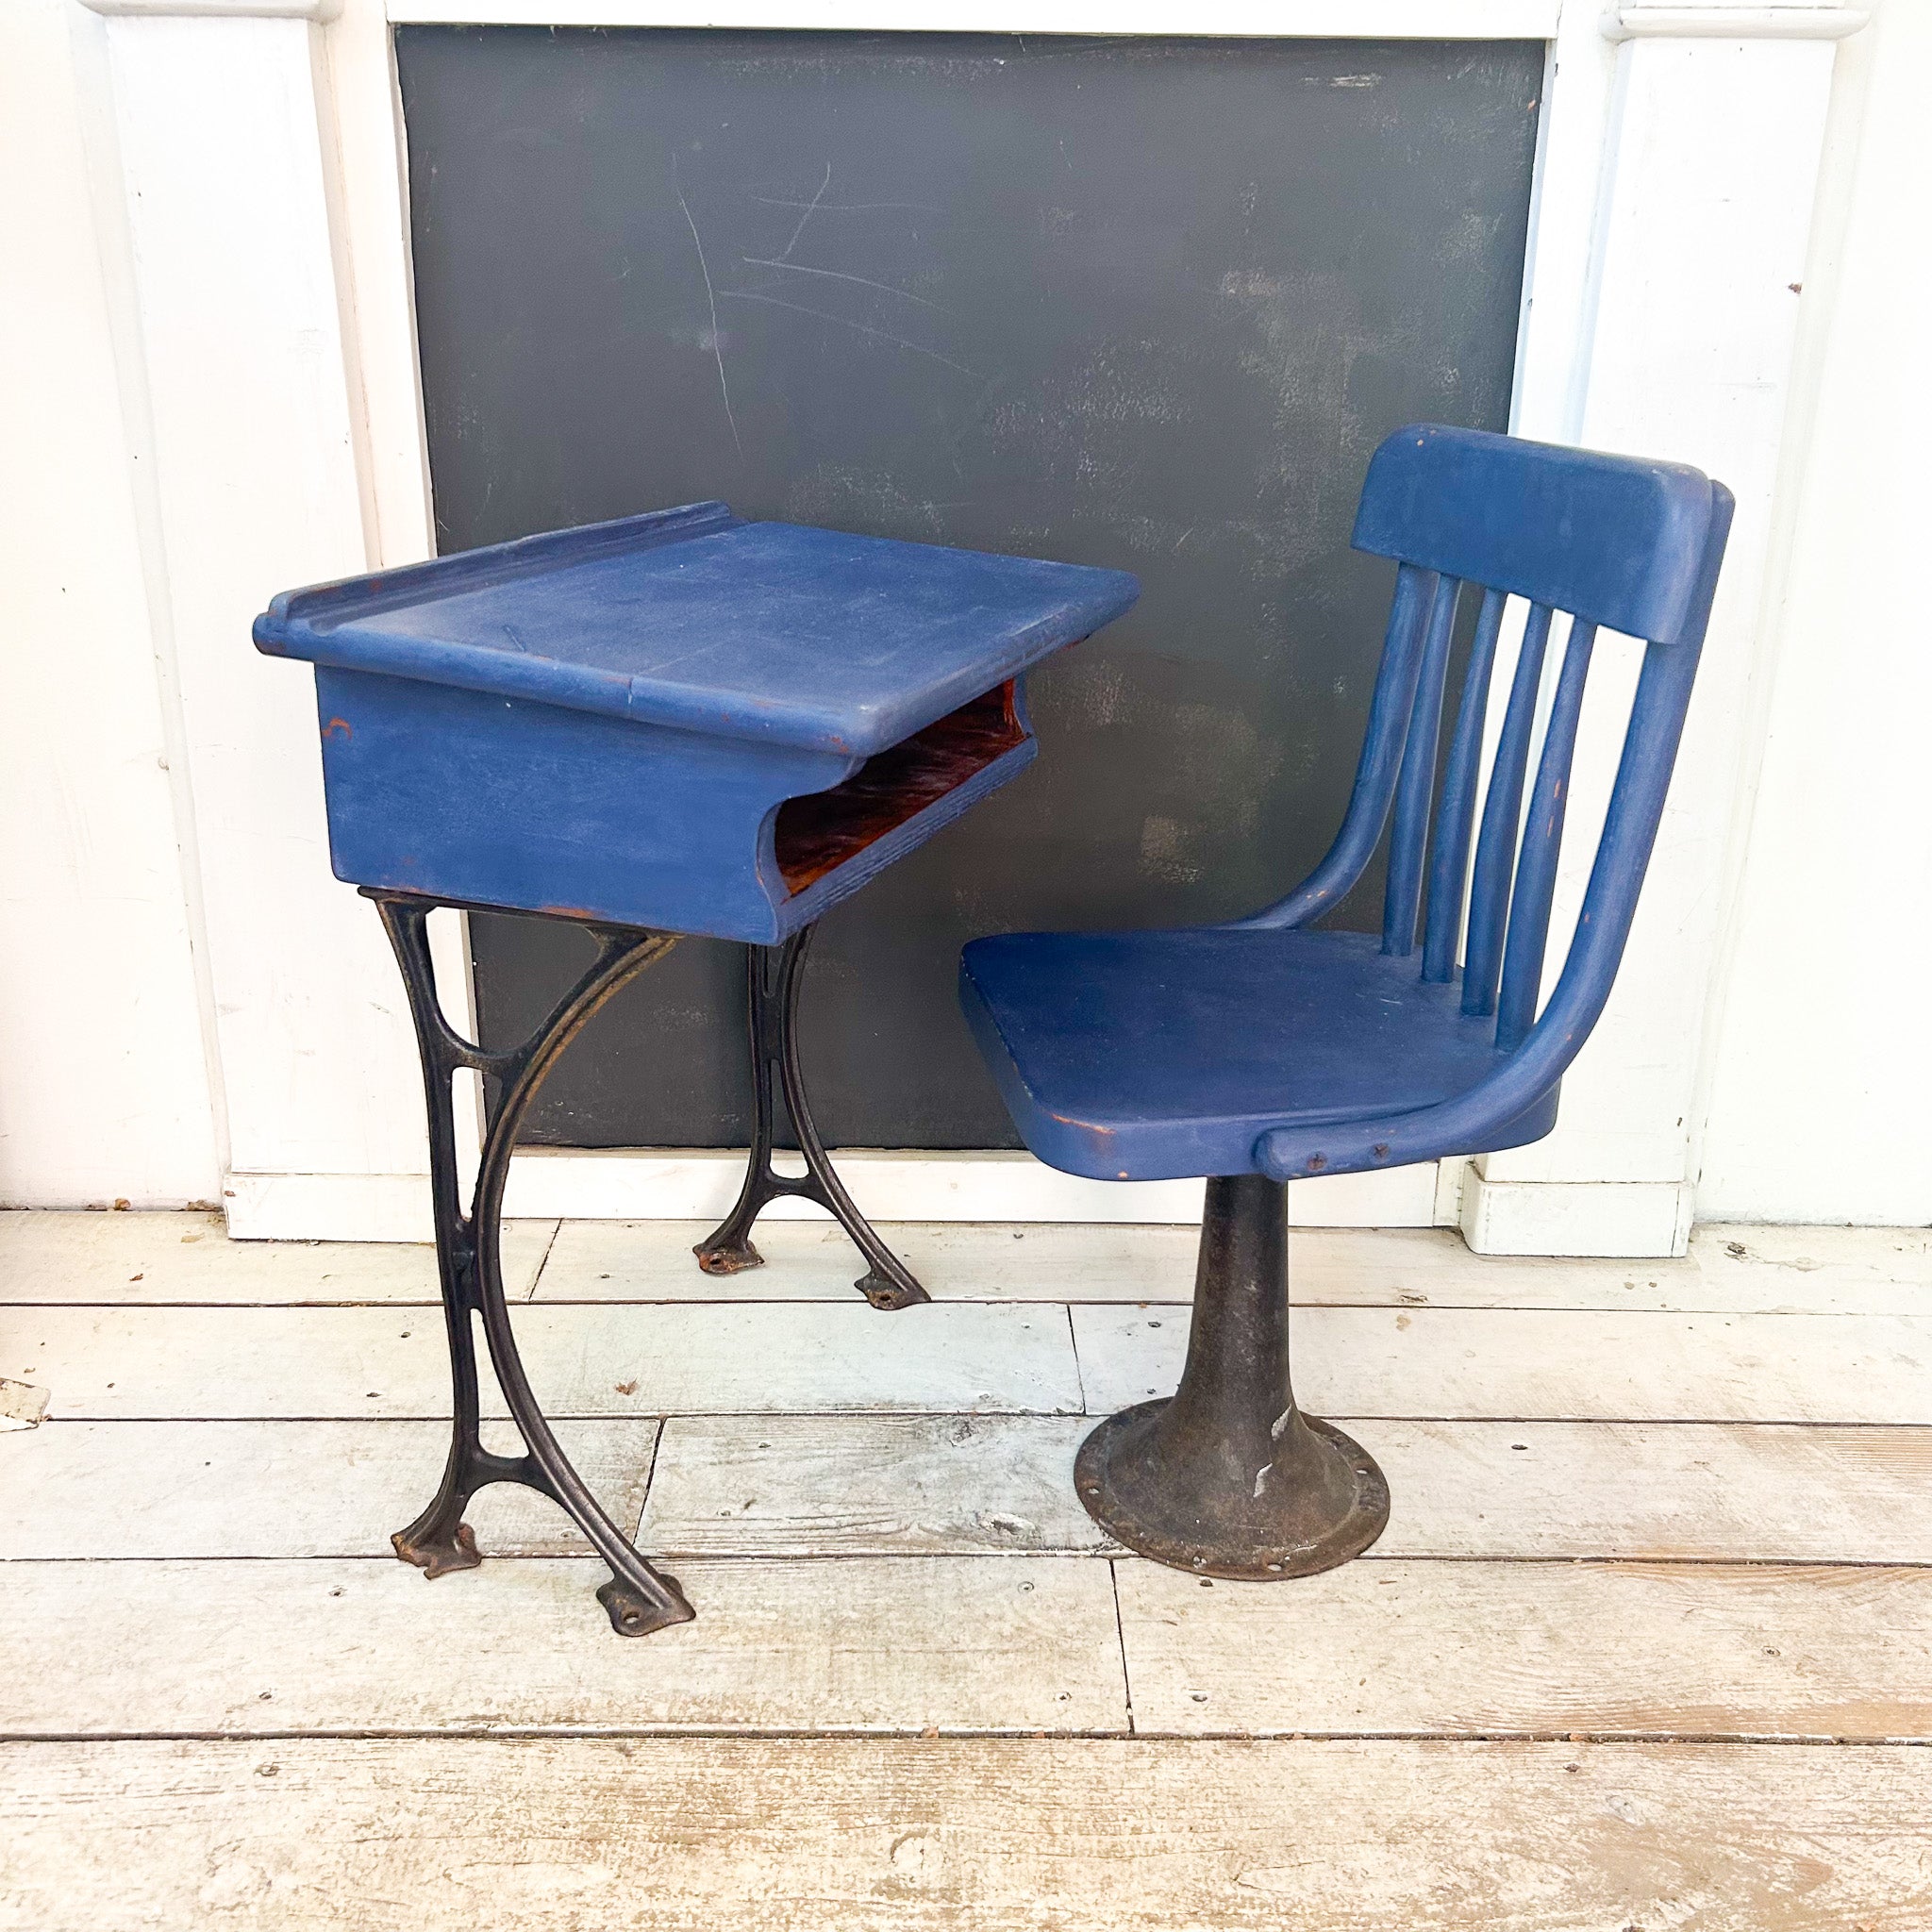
[{"x1": 255, "y1": 503, "x2": 1139, "y2": 758}]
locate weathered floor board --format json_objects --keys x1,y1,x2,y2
[
  {"x1": 6, "y1": 1301, "x2": 1082, "y2": 1419},
  {"x1": 13, "y1": 1415, "x2": 1929, "y2": 1564},
  {"x1": 1, "y1": 1554, "x2": 1925, "y2": 1744},
  {"x1": 6, "y1": 1216, "x2": 1929, "y2": 1927},
  {"x1": 540, "y1": 1218, "x2": 1206, "y2": 1303},
  {"x1": 1074, "y1": 1303, "x2": 1932, "y2": 1421},
  {"x1": 1114, "y1": 1557, "x2": 1932, "y2": 1739},
  {"x1": 0, "y1": 1557, "x2": 1126, "y2": 1737},
  {"x1": 638, "y1": 1413, "x2": 1932, "y2": 1562},
  {"x1": 0, "y1": 1419, "x2": 659, "y2": 1558},
  {"x1": 8, "y1": 1212, "x2": 1921, "y2": 1313},
  {"x1": 0, "y1": 1210, "x2": 555, "y2": 1303},
  {"x1": 4, "y1": 1737, "x2": 1927, "y2": 1932},
  {"x1": 536, "y1": 1217, "x2": 1932, "y2": 1312},
  {"x1": 642, "y1": 1414, "x2": 1111, "y2": 1556},
  {"x1": 1364, "y1": 1415, "x2": 1932, "y2": 1561},
  {"x1": 16, "y1": 1299, "x2": 1929, "y2": 1424}
]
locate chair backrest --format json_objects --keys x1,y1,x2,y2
[{"x1": 1241, "y1": 424, "x2": 1733, "y2": 1059}]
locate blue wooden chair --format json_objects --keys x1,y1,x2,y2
[{"x1": 960, "y1": 424, "x2": 1734, "y2": 1580}]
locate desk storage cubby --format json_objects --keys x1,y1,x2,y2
[{"x1": 774, "y1": 683, "x2": 1027, "y2": 894}]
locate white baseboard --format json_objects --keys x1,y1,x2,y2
[
  {"x1": 1459, "y1": 1171, "x2": 1696, "y2": 1258},
  {"x1": 222, "y1": 1171, "x2": 441, "y2": 1243},
  {"x1": 223, "y1": 1149, "x2": 1444, "y2": 1241}
]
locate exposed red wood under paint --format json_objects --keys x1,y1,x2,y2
[{"x1": 774, "y1": 682, "x2": 1024, "y2": 893}]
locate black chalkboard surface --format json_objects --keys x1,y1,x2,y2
[{"x1": 395, "y1": 27, "x2": 1541, "y2": 1149}]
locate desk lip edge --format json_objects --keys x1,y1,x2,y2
[
  {"x1": 262, "y1": 600, "x2": 1135, "y2": 757},
  {"x1": 252, "y1": 510, "x2": 1141, "y2": 758}
]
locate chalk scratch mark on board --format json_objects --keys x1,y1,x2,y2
[
  {"x1": 719, "y1": 288, "x2": 982, "y2": 379},
  {"x1": 750, "y1": 196, "x2": 941, "y2": 214},
  {"x1": 741, "y1": 256, "x2": 952, "y2": 314},
  {"x1": 675, "y1": 171, "x2": 742, "y2": 455},
  {"x1": 778, "y1": 162, "x2": 833, "y2": 259}
]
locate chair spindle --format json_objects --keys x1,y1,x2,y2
[
  {"x1": 1460, "y1": 601, "x2": 1555, "y2": 1018},
  {"x1": 1494, "y1": 618, "x2": 1598, "y2": 1052},
  {"x1": 1381, "y1": 575, "x2": 1461, "y2": 957},
  {"x1": 1233, "y1": 563, "x2": 1439, "y2": 932},
  {"x1": 1421, "y1": 586, "x2": 1507, "y2": 984}
]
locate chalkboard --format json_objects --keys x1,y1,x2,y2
[{"x1": 395, "y1": 27, "x2": 1541, "y2": 1149}]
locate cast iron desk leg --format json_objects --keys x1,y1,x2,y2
[
  {"x1": 368, "y1": 889, "x2": 694, "y2": 1638},
  {"x1": 694, "y1": 924, "x2": 931, "y2": 1311}
]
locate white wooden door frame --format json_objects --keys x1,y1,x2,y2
[{"x1": 71, "y1": 0, "x2": 1865, "y2": 1246}]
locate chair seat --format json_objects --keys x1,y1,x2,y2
[{"x1": 959, "y1": 926, "x2": 1510, "y2": 1181}]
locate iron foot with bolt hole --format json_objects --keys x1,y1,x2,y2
[{"x1": 597, "y1": 1574, "x2": 694, "y2": 1639}]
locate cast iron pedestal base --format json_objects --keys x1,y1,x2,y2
[{"x1": 1075, "y1": 1172, "x2": 1389, "y2": 1579}]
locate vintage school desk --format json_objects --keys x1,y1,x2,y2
[{"x1": 255, "y1": 501, "x2": 1138, "y2": 1634}]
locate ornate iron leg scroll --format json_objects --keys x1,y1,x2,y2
[
  {"x1": 694, "y1": 924, "x2": 930, "y2": 1311},
  {"x1": 1075, "y1": 1173, "x2": 1389, "y2": 1579},
  {"x1": 369, "y1": 889, "x2": 696, "y2": 1638}
]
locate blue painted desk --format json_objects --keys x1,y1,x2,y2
[{"x1": 256, "y1": 503, "x2": 1138, "y2": 1635}]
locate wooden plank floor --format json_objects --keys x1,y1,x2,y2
[{"x1": 1, "y1": 1209, "x2": 1927, "y2": 1929}]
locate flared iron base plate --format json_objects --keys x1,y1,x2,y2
[
  {"x1": 596, "y1": 1574, "x2": 696, "y2": 1638},
  {"x1": 856, "y1": 1269, "x2": 927, "y2": 1311},
  {"x1": 1075, "y1": 1399, "x2": 1390, "y2": 1580},
  {"x1": 693, "y1": 1239, "x2": 764, "y2": 1276},
  {"x1": 392, "y1": 1520, "x2": 482, "y2": 1580}
]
